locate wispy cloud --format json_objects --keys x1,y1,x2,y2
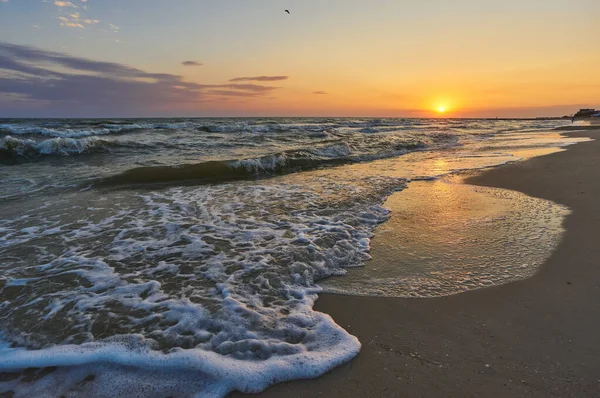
[
  {"x1": 58, "y1": 12, "x2": 98, "y2": 28},
  {"x1": 313, "y1": 91, "x2": 327, "y2": 95},
  {"x1": 182, "y1": 61, "x2": 203, "y2": 67},
  {"x1": 229, "y1": 76, "x2": 289, "y2": 82},
  {"x1": 0, "y1": 42, "x2": 282, "y2": 116},
  {"x1": 204, "y1": 84, "x2": 279, "y2": 93},
  {"x1": 52, "y1": 0, "x2": 109, "y2": 32},
  {"x1": 59, "y1": 16, "x2": 83, "y2": 28},
  {"x1": 54, "y1": 1, "x2": 77, "y2": 8},
  {"x1": 205, "y1": 90, "x2": 266, "y2": 97}
]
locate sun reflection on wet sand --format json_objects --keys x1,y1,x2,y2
[{"x1": 321, "y1": 178, "x2": 570, "y2": 298}]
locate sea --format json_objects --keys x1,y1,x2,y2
[{"x1": 0, "y1": 118, "x2": 590, "y2": 397}]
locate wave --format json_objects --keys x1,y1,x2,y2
[
  {"x1": 554, "y1": 125, "x2": 600, "y2": 131},
  {"x1": 0, "y1": 136, "x2": 119, "y2": 163},
  {"x1": 0, "y1": 174, "x2": 409, "y2": 396},
  {"x1": 0, "y1": 118, "x2": 470, "y2": 139},
  {"x1": 0, "y1": 121, "x2": 222, "y2": 138},
  {"x1": 0, "y1": 124, "x2": 146, "y2": 138},
  {"x1": 0, "y1": 121, "x2": 327, "y2": 138},
  {"x1": 197, "y1": 123, "x2": 288, "y2": 134},
  {"x1": 3, "y1": 117, "x2": 555, "y2": 140},
  {"x1": 98, "y1": 141, "x2": 428, "y2": 187}
]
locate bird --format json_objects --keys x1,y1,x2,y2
[{"x1": 285, "y1": 10, "x2": 290, "y2": 14}]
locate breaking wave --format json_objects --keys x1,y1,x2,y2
[
  {"x1": 0, "y1": 136, "x2": 118, "y2": 162},
  {"x1": 0, "y1": 124, "x2": 143, "y2": 138},
  {"x1": 99, "y1": 141, "x2": 428, "y2": 186},
  {"x1": 0, "y1": 120, "x2": 329, "y2": 138}
]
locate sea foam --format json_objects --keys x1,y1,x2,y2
[
  {"x1": 0, "y1": 175, "x2": 406, "y2": 397},
  {"x1": 1, "y1": 117, "x2": 585, "y2": 396},
  {"x1": 0, "y1": 136, "x2": 113, "y2": 159}
]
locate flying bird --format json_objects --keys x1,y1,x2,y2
[{"x1": 285, "y1": 10, "x2": 290, "y2": 14}]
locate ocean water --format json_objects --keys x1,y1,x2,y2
[
  {"x1": 0, "y1": 118, "x2": 589, "y2": 396},
  {"x1": 321, "y1": 179, "x2": 571, "y2": 297}
]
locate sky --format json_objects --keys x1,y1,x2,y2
[{"x1": 0, "y1": 0, "x2": 599, "y2": 118}]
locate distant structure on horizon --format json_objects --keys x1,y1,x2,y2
[{"x1": 572, "y1": 108, "x2": 600, "y2": 124}]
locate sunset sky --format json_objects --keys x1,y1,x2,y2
[{"x1": 0, "y1": 0, "x2": 598, "y2": 118}]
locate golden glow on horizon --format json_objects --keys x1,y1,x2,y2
[
  {"x1": 430, "y1": 97, "x2": 455, "y2": 117},
  {"x1": 3, "y1": 0, "x2": 595, "y2": 118}
]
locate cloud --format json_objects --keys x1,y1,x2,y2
[
  {"x1": 54, "y1": 1, "x2": 77, "y2": 7},
  {"x1": 313, "y1": 91, "x2": 327, "y2": 95},
  {"x1": 229, "y1": 76, "x2": 289, "y2": 82},
  {"x1": 205, "y1": 90, "x2": 265, "y2": 97},
  {"x1": 54, "y1": 3, "x2": 99, "y2": 28},
  {"x1": 0, "y1": 42, "x2": 281, "y2": 116},
  {"x1": 182, "y1": 61, "x2": 203, "y2": 67},
  {"x1": 59, "y1": 16, "x2": 83, "y2": 28},
  {"x1": 204, "y1": 84, "x2": 279, "y2": 93}
]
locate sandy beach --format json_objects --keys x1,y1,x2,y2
[
  {"x1": 1, "y1": 3, "x2": 598, "y2": 396},
  {"x1": 234, "y1": 130, "x2": 600, "y2": 397}
]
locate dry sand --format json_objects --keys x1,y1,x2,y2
[{"x1": 233, "y1": 130, "x2": 600, "y2": 397}]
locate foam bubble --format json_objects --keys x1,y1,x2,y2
[{"x1": 0, "y1": 175, "x2": 405, "y2": 396}]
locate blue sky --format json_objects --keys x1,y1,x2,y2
[{"x1": 1, "y1": 0, "x2": 599, "y2": 117}]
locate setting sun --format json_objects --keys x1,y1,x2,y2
[{"x1": 1, "y1": 1, "x2": 599, "y2": 397}]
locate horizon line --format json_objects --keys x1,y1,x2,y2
[{"x1": 0, "y1": 115, "x2": 575, "y2": 120}]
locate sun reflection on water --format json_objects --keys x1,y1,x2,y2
[{"x1": 321, "y1": 179, "x2": 569, "y2": 298}]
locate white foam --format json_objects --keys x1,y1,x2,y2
[
  {"x1": 308, "y1": 142, "x2": 352, "y2": 158},
  {"x1": 0, "y1": 123, "x2": 155, "y2": 138},
  {"x1": 233, "y1": 153, "x2": 287, "y2": 173},
  {"x1": 0, "y1": 316, "x2": 359, "y2": 397},
  {"x1": 1, "y1": 118, "x2": 586, "y2": 396},
  {"x1": 0, "y1": 135, "x2": 112, "y2": 157},
  {"x1": 0, "y1": 176, "x2": 405, "y2": 397},
  {"x1": 0, "y1": 124, "x2": 112, "y2": 138}
]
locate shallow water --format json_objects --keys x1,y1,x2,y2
[
  {"x1": 322, "y1": 178, "x2": 570, "y2": 298},
  {"x1": 0, "y1": 118, "x2": 591, "y2": 397}
]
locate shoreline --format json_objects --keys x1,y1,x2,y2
[{"x1": 234, "y1": 130, "x2": 600, "y2": 397}]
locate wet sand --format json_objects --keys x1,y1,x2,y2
[{"x1": 233, "y1": 130, "x2": 600, "y2": 397}]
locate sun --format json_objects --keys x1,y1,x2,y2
[{"x1": 430, "y1": 99, "x2": 454, "y2": 116}]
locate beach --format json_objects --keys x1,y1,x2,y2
[
  {"x1": 0, "y1": 120, "x2": 595, "y2": 397},
  {"x1": 235, "y1": 130, "x2": 600, "y2": 397},
  {"x1": 1, "y1": 1, "x2": 598, "y2": 396}
]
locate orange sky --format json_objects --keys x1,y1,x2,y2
[{"x1": 1, "y1": 0, "x2": 599, "y2": 117}]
